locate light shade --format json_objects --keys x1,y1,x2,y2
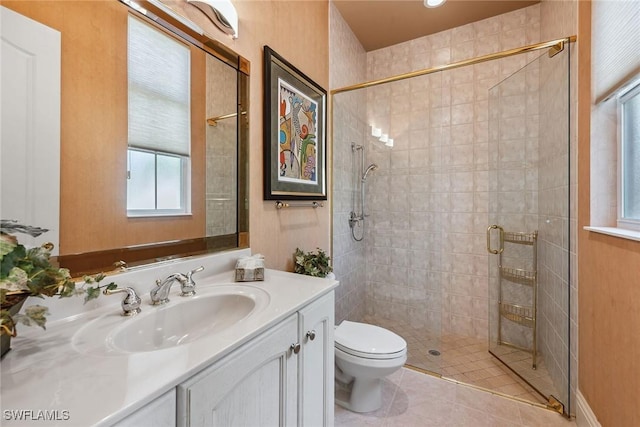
[
  {"x1": 187, "y1": 0, "x2": 239, "y2": 38},
  {"x1": 424, "y1": 0, "x2": 446, "y2": 8},
  {"x1": 371, "y1": 126, "x2": 382, "y2": 137},
  {"x1": 379, "y1": 134, "x2": 389, "y2": 143},
  {"x1": 146, "y1": 0, "x2": 203, "y2": 35},
  {"x1": 385, "y1": 138, "x2": 394, "y2": 147}
]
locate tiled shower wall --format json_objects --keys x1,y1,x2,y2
[
  {"x1": 537, "y1": 47, "x2": 572, "y2": 411},
  {"x1": 487, "y1": 46, "x2": 574, "y2": 409},
  {"x1": 329, "y1": 2, "x2": 368, "y2": 324},
  {"x1": 363, "y1": 5, "x2": 543, "y2": 339},
  {"x1": 487, "y1": 57, "x2": 540, "y2": 352},
  {"x1": 206, "y1": 56, "x2": 237, "y2": 237},
  {"x1": 539, "y1": 0, "x2": 578, "y2": 411}
]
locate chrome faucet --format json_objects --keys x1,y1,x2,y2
[
  {"x1": 150, "y1": 266, "x2": 204, "y2": 305},
  {"x1": 103, "y1": 287, "x2": 142, "y2": 316},
  {"x1": 178, "y1": 266, "x2": 204, "y2": 297}
]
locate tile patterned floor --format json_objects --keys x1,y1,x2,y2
[
  {"x1": 488, "y1": 344, "x2": 560, "y2": 402},
  {"x1": 362, "y1": 315, "x2": 560, "y2": 406},
  {"x1": 335, "y1": 367, "x2": 574, "y2": 427}
]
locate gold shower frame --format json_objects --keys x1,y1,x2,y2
[{"x1": 330, "y1": 36, "x2": 576, "y2": 95}]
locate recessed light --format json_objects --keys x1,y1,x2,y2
[{"x1": 424, "y1": 0, "x2": 446, "y2": 8}]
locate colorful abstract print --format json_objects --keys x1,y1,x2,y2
[{"x1": 278, "y1": 78, "x2": 318, "y2": 185}]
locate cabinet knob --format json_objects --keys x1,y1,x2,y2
[
  {"x1": 290, "y1": 343, "x2": 301, "y2": 354},
  {"x1": 306, "y1": 330, "x2": 316, "y2": 341}
]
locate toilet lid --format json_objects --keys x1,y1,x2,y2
[{"x1": 335, "y1": 321, "x2": 406, "y2": 359}]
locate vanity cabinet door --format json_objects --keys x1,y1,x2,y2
[
  {"x1": 298, "y1": 291, "x2": 335, "y2": 427},
  {"x1": 177, "y1": 314, "x2": 299, "y2": 427},
  {"x1": 112, "y1": 389, "x2": 176, "y2": 427}
]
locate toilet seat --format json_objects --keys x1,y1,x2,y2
[{"x1": 335, "y1": 321, "x2": 407, "y2": 360}]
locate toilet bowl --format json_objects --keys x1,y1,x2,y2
[{"x1": 334, "y1": 321, "x2": 407, "y2": 413}]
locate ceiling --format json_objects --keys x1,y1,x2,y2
[{"x1": 333, "y1": 0, "x2": 540, "y2": 51}]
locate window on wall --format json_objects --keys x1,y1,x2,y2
[
  {"x1": 127, "y1": 15, "x2": 191, "y2": 216},
  {"x1": 618, "y1": 81, "x2": 640, "y2": 230}
]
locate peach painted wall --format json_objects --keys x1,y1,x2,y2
[
  {"x1": 578, "y1": 1, "x2": 640, "y2": 426},
  {"x1": 169, "y1": 0, "x2": 331, "y2": 271}
]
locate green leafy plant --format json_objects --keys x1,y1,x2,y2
[
  {"x1": 0, "y1": 222, "x2": 116, "y2": 337},
  {"x1": 294, "y1": 247, "x2": 333, "y2": 278}
]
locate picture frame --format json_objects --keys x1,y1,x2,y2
[{"x1": 263, "y1": 45, "x2": 327, "y2": 200}]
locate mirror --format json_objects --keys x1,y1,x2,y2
[{"x1": 1, "y1": 0, "x2": 249, "y2": 276}]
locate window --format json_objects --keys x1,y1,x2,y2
[
  {"x1": 127, "y1": 16, "x2": 191, "y2": 216},
  {"x1": 618, "y1": 81, "x2": 640, "y2": 230}
]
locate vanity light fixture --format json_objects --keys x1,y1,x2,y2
[
  {"x1": 122, "y1": 0, "x2": 148, "y2": 15},
  {"x1": 371, "y1": 126, "x2": 382, "y2": 138},
  {"x1": 187, "y1": 0, "x2": 239, "y2": 38},
  {"x1": 424, "y1": 0, "x2": 446, "y2": 8},
  {"x1": 379, "y1": 134, "x2": 389, "y2": 143},
  {"x1": 146, "y1": 0, "x2": 204, "y2": 35},
  {"x1": 385, "y1": 138, "x2": 394, "y2": 148}
]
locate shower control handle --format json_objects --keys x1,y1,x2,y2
[
  {"x1": 290, "y1": 343, "x2": 301, "y2": 354},
  {"x1": 306, "y1": 330, "x2": 316, "y2": 341}
]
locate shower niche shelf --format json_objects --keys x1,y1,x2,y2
[
  {"x1": 497, "y1": 230, "x2": 538, "y2": 369},
  {"x1": 500, "y1": 302, "x2": 534, "y2": 328},
  {"x1": 499, "y1": 266, "x2": 536, "y2": 286},
  {"x1": 503, "y1": 231, "x2": 537, "y2": 245}
]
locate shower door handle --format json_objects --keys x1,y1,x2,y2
[{"x1": 486, "y1": 225, "x2": 504, "y2": 254}]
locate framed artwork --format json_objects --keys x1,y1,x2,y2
[{"x1": 263, "y1": 45, "x2": 327, "y2": 200}]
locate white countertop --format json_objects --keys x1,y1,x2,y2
[{"x1": 0, "y1": 250, "x2": 338, "y2": 426}]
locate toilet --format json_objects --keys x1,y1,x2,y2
[{"x1": 334, "y1": 320, "x2": 407, "y2": 413}]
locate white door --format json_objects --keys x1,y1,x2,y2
[{"x1": 1, "y1": 6, "x2": 61, "y2": 253}]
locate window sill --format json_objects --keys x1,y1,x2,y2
[
  {"x1": 127, "y1": 212, "x2": 192, "y2": 218},
  {"x1": 584, "y1": 226, "x2": 640, "y2": 242}
]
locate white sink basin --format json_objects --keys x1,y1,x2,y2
[{"x1": 73, "y1": 285, "x2": 270, "y2": 355}]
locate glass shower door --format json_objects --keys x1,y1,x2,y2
[{"x1": 487, "y1": 45, "x2": 571, "y2": 415}]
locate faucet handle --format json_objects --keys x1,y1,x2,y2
[
  {"x1": 180, "y1": 266, "x2": 204, "y2": 297},
  {"x1": 187, "y1": 266, "x2": 205, "y2": 279},
  {"x1": 104, "y1": 287, "x2": 142, "y2": 316}
]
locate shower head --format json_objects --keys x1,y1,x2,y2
[{"x1": 362, "y1": 163, "x2": 378, "y2": 182}]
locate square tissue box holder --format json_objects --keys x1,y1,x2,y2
[{"x1": 235, "y1": 254, "x2": 265, "y2": 282}]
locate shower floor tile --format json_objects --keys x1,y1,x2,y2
[{"x1": 362, "y1": 315, "x2": 561, "y2": 407}]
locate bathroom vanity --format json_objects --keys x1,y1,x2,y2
[{"x1": 0, "y1": 249, "x2": 337, "y2": 426}]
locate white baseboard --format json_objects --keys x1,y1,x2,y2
[{"x1": 576, "y1": 389, "x2": 601, "y2": 427}]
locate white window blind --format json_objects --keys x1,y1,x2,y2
[
  {"x1": 128, "y1": 16, "x2": 190, "y2": 156},
  {"x1": 592, "y1": 1, "x2": 640, "y2": 102}
]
